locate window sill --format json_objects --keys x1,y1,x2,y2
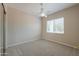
[{"x1": 47, "y1": 32, "x2": 64, "y2": 34}]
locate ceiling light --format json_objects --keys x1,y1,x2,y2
[{"x1": 40, "y1": 13, "x2": 47, "y2": 17}]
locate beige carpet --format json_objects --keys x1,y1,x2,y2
[{"x1": 6, "y1": 39, "x2": 79, "y2": 56}]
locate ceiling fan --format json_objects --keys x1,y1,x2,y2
[{"x1": 40, "y1": 3, "x2": 47, "y2": 17}]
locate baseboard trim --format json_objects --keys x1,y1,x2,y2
[
  {"x1": 44, "y1": 39, "x2": 79, "y2": 49},
  {"x1": 7, "y1": 38, "x2": 40, "y2": 48}
]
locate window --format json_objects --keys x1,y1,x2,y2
[{"x1": 47, "y1": 17, "x2": 64, "y2": 33}]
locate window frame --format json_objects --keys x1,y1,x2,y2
[{"x1": 46, "y1": 17, "x2": 64, "y2": 34}]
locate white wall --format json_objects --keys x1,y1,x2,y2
[
  {"x1": 6, "y1": 6, "x2": 41, "y2": 47},
  {"x1": 42, "y1": 4, "x2": 79, "y2": 49}
]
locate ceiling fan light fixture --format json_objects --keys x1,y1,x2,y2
[{"x1": 40, "y1": 3, "x2": 47, "y2": 18}]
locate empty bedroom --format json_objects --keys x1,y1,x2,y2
[{"x1": 0, "y1": 3, "x2": 79, "y2": 56}]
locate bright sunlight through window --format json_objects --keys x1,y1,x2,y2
[{"x1": 47, "y1": 17, "x2": 64, "y2": 33}]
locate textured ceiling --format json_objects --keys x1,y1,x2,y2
[{"x1": 7, "y1": 3, "x2": 77, "y2": 17}]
